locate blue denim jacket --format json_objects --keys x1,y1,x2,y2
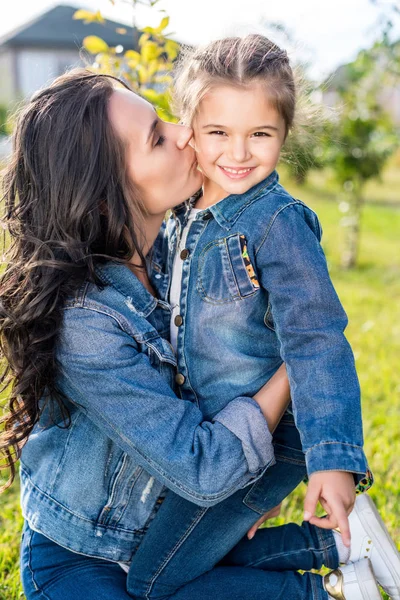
[
  {"x1": 165, "y1": 170, "x2": 369, "y2": 479},
  {"x1": 20, "y1": 262, "x2": 274, "y2": 562}
]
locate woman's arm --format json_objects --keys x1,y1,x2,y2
[{"x1": 57, "y1": 307, "x2": 275, "y2": 508}]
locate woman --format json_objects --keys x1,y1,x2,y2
[{"x1": 0, "y1": 70, "x2": 289, "y2": 599}]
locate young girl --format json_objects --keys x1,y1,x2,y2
[{"x1": 126, "y1": 35, "x2": 400, "y2": 600}]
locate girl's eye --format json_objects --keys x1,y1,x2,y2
[
  {"x1": 155, "y1": 135, "x2": 166, "y2": 147},
  {"x1": 209, "y1": 130, "x2": 226, "y2": 136},
  {"x1": 253, "y1": 132, "x2": 271, "y2": 137}
]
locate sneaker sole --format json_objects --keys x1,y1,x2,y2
[
  {"x1": 356, "y1": 494, "x2": 400, "y2": 598},
  {"x1": 356, "y1": 559, "x2": 383, "y2": 600}
]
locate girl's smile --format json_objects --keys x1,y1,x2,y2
[{"x1": 218, "y1": 165, "x2": 256, "y2": 179}]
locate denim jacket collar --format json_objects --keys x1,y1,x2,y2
[
  {"x1": 173, "y1": 171, "x2": 279, "y2": 231},
  {"x1": 210, "y1": 171, "x2": 279, "y2": 230},
  {"x1": 95, "y1": 262, "x2": 158, "y2": 318}
]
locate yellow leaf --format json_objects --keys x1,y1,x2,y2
[
  {"x1": 147, "y1": 59, "x2": 161, "y2": 78},
  {"x1": 136, "y1": 64, "x2": 149, "y2": 85},
  {"x1": 83, "y1": 36, "x2": 109, "y2": 54},
  {"x1": 94, "y1": 11, "x2": 105, "y2": 24},
  {"x1": 139, "y1": 33, "x2": 150, "y2": 47},
  {"x1": 73, "y1": 9, "x2": 105, "y2": 24},
  {"x1": 165, "y1": 39, "x2": 180, "y2": 60},
  {"x1": 156, "y1": 16, "x2": 170, "y2": 33},
  {"x1": 141, "y1": 89, "x2": 160, "y2": 104},
  {"x1": 125, "y1": 50, "x2": 141, "y2": 61},
  {"x1": 142, "y1": 41, "x2": 161, "y2": 62}
]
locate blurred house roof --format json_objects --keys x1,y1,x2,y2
[{"x1": 0, "y1": 4, "x2": 138, "y2": 50}]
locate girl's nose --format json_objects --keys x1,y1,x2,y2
[
  {"x1": 230, "y1": 138, "x2": 251, "y2": 163},
  {"x1": 176, "y1": 125, "x2": 194, "y2": 150}
]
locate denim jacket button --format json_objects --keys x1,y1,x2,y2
[
  {"x1": 180, "y1": 249, "x2": 190, "y2": 260},
  {"x1": 174, "y1": 315, "x2": 183, "y2": 327},
  {"x1": 175, "y1": 373, "x2": 185, "y2": 385}
]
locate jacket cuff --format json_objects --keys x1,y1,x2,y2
[
  {"x1": 305, "y1": 442, "x2": 368, "y2": 476},
  {"x1": 213, "y1": 397, "x2": 275, "y2": 473}
]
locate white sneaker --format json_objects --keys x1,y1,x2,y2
[
  {"x1": 348, "y1": 494, "x2": 400, "y2": 599},
  {"x1": 324, "y1": 559, "x2": 381, "y2": 600}
]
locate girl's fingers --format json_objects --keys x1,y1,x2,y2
[
  {"x1": 247, "y1": 515, "x2": 266, "y2": 540},
  {"x1": 303, "y1": 481, "x2": 321, "y2": 521},
  {"x1": 247, "y1": 504, "x2": 282, "y2": 539},
  {"x1": 308, "y1": 514, "x2": 338, "y2": 529}
]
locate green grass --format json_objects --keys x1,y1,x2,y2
[{"x1": 0, "y1": 169, "x2": 399, "y2": 599}]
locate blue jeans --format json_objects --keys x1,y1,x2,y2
[
  {"x1": 21, "y1": 521, "x2": 333, "y2": 600},
  {"x1": 126, "y1": 420, "x2": 337, "y2": 599},
  {"x1": 20, "y1": 421, "x2": 336, "y2": 600}
]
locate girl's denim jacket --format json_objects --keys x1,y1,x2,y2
[
  {"x1": 20, "y1": 263, "x2": 275, "y2": 563},
  {"x1": 165, "y1": 171, "x2": 369, "y2": 481}
]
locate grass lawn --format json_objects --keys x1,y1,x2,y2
[{"x1": 0, "y1": 169, "x2": 399, "y2": 599}]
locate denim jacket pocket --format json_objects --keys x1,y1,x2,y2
[{"x1": 197, "y1": 234, "x2": 259, "y2": 304}]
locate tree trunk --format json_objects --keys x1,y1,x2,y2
[{"x1": 341, "y1": 188, "x2": 364, "y2": 269}]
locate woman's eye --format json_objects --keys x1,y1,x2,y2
[
  {"x1": 253, "y1": 132, "x2": 271, "y2": 137},
  {"x1": 155, "y1": 135, "x2": 166, "y2": 147}
]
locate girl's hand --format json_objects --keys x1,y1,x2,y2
[
  {"x1": 247, "y1": 503, "x2": 282, "y2": 540},
  {"x1": 303, "y1": 471, "x2": 356, "y2": 547}
]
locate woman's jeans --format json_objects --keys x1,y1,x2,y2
[{"x1": 21, "y1": 420, "x2": 338, "y2": 600}]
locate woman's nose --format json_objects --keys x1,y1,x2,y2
[{"x1": 175, "y1": 125, "x2": 194, "y2": 150}]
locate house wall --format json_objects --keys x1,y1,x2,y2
[
  {"x1": 0, "y1": 48, "x2": 16, "y2": 105},
  {"x1": 15, "y1": 47, "x2": 83, "y2": 99}
]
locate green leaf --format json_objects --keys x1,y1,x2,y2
[{"x1": 83, "y1": 36, "x2": 110, "y2": 54}]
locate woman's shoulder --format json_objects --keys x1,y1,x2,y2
[{"x1": 61, "y1": 263, "x2": 160, "y2": 344}]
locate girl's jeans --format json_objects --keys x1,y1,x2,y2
[
  {"x1": 21, "y1": 520, "x2": 335, "y2": 600},
  {"x1": 21, "y1": 420, "x2": 337, "y2": 600}
]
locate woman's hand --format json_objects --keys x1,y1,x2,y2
[
  {"x1": 247, "y1": 503, "x2": 282, "y2": 540},
  {"x1": 303, "y1": 471, "x2": 356, "y2": 547}
]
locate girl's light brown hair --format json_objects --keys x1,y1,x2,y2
[{"x1": 173, "y1": 34, "x2": 296, "y2": 138}]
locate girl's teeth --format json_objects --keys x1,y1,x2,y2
[{"x1": 222, "y1": 167, "x2": 252, "y2": 174}]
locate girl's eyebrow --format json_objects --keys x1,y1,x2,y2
[
  {"x1": 201, "y1": 124, "x2": 279, "y2": 131},
  {"x1": 201, "y1": 124, "x2": 226, "y2": 129}
]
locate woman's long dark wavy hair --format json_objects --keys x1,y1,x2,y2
[{"x1": 0, "y1": 69, "x2": 146, "y2": 490}]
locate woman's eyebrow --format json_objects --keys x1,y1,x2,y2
[{"x1": 147, "y1": 118, "x2": 159, "y2": 144}]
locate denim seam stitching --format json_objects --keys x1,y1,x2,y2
[
  {"x1": 144, "y1": 507, "x2": 209, "y2": 598},
  {"x1": 27, "y1": 529, "x2": 53, "y2": 600},
  {"x1": 255, "y1": 201, "x2": 300, "y2": 255},
  {"x1": 242, "y1": 546, "x2": 324, "y2": 569},
  {"x1": 310, "y1": 572, "x2": 322, "y2": 600}
]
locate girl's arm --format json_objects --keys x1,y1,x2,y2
[{"x1": 253, "y1": 363, "x2": 291, "y2": 433}]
